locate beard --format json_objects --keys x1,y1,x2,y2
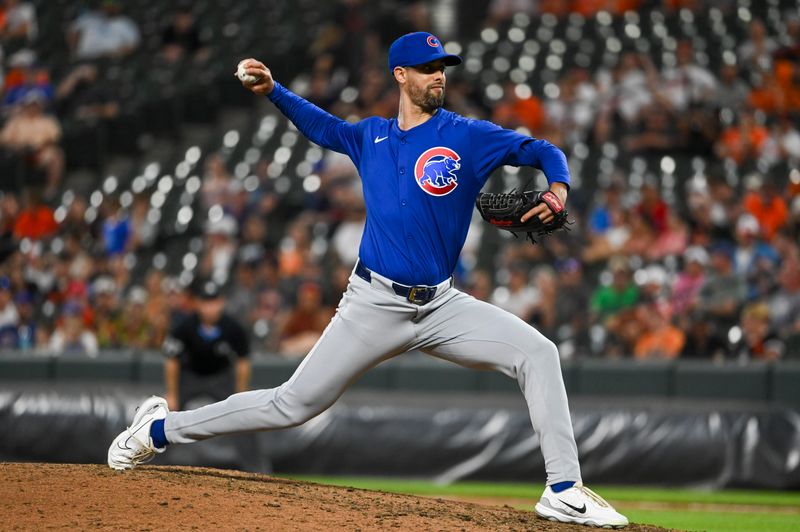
[{"x1": 409, "y1": 82, "x2": 445, "y2": 113}]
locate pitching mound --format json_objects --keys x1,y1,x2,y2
[{"x1": 2, "y1": 463, "x2": 668, "y2": 531}]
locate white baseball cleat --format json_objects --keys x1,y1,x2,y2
[
  {"x1": 108, "y1": 396, "x2": 168, "y2": 471},
  {"x1": 535, "y1": 482, "x2": 629, "y2": 528}
]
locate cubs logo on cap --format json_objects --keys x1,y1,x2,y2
[
  {"x1": 389, "y1": 32, "x2": 462, "y2": 73},
  {"x1": 414, "y1": 147, "x2": 461, "y2": 196}
]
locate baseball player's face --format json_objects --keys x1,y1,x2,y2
[
  {"x1": 196, "y1": 297, "x2": 225, "y2": 324},
  {"x1": 403, "y1": 59, "x2": 446, "y2": 113}
]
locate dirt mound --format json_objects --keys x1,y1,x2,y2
[{"x1": 1, "y1": 463, "x2": 669, "y2": 531}]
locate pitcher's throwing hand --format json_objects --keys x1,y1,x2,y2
[{"x1": 235, "y1": 58, "x2": 274, "y2": 95}]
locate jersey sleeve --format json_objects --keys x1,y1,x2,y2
[
  {"x1": 268, "y1": 81, "x2": 364, "y2": 164},
  {"x1": 469, "y1": 120, "x2": 570, "y2": 188}
]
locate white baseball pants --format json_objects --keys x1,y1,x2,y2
[{"x1": 165, "y1": 268, "x2": 582, "y2": 484}]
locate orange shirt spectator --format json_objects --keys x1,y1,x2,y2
[
  {"x1": 494, "y1": 94, "x2": 546, "y2": 134},
  {"x1": 634, "y1": 303, "x2": 685, "y2": 359},
  {"x1": 717, "y1": 122, "x2": 769, "y2": 164},
  {"x1": 634, "y1": 324, "x2": 685, "y2": 359},
  {"x1": 744, "y1": 190, "x2": 788, "y2": 240},
  {"x1": 748, "y1": 76, "x2": 784, "y2": 115},
  {"x1": 12, "y1": 203, "x2": 57, "y2": 240}
]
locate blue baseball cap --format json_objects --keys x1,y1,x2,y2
[{"x1": 388, "y1": 32, "x2": 462, "y2": 73}]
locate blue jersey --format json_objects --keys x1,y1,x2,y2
[{"x1": 268, "y1": 82, "x2": 571, "y2": 285}]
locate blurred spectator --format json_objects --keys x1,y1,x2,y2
[
  {"x1": 638, "y1": 264, "x2": 670, "y2": 306},
  {"x1": 0, "y1": 0, "x2": 37, "y2": 48},
  {"x1": 128, "y1": 194, "x2": 157, "y2": 250},
  {"x1": 731, "y1": 302, "x2": 784, "y2": 361},
  {"x1": 623, "y1": 211, "x2": 656, "y2": 257},
  {"x1": 465, "y1": 269, "x2": 493, "y2": 302},
  {"x1": 738, "y1": 19, "x2": 778, "y2": 73},
  {"x1": 278, "y1": 218, "x2": 312, "y2": 279},
  {"x1": 681, "y1": 308, "x2": 728, "y2": 359},
  {"x1": 278, "y1": 281, "x2": 334, "y2": 358},
  {"x1": 331, "y1": 192, "x2": 365, "y2": 266},
  {"x1": 660, "y1": 40, "x2": 717, "y2": 111},
  {"x1": 715, "y1": 110, "x2": 769, "y2": 165},
  {"x1": 160, "y1": 5, "x2": 208, "y2": 64},
  {"x1": 767, "y1": 256, "x2": 800, "y2": 339},
  {"x1": 647, "y1": 211, "x2": 688, "y2": 260},
  {"x1": 612, "y1": 53, "x2": 653, "y2": 124},
  {"x1": 732, "y1": 214, "x2": 779, "y2": 281},
  {"x1": 0, "y1": 275, "x2": 19, "y2": 347},
  {"x1": 527, "y1": 267, "x2": 558, "y2": 337},
  {"x1": 226, "y1": 254, "x2": 261, "y2": 321},
  {"x1": 697, "y1": 243, "x2": 746, "y2": 332},
  {"x1": 118, "y1": 286, "x2": 156, "y2": 348},
  {"x1": 748, "y1": 73, "x2": 786, "y2": 116},
  {"x1": 633, "y1": 303, "x2": 685, "y2": 360},
  {"x1": 0, "y1": 91, "x2": 63, "y2": 195},
  {"x1": 92, "y1": 276, "x2": 122, "y2": 348},
  {"x1": 636, "y1": 182, "x2": 670, "y2": 235},
  {"x1": 761, "y1": 115, "x2": 800, "y2": 165},
  {"x1": 163, "y1": 277, "x2": 191, "y2": 330},
  {"x1": 143, "y1": 270, "x2": 170, "y2": 345},
  {"x1": 13, "y1": 290, "x2": 39, "y2": 350},
  {"x1": 587, "y1": 183, "x2": 623, "y2": 235},
  {"x1": 3, "y1": 51, "x2": 52, "y2": 108},
  {"x1": 11, "y1": 188, "x2": 57, "y2": 241},
  {"x1": 48, "y1": 302, "x2": 99, "y2": 357},
  {"x1": 201, "y1": 215, "x2": 238, "y2": 286},
  {"x1": 553, "y1": 258, "x2": 590, "y2": 356},
  {"x1": 68, "y1": 0, "x2": 140, "y2": 60},
  {"x1": 100, "y1": 197, "x2": 131, "y2": 256},
  {"x1": 743, "y1": 178, "x2": 788, "y2": 240},
  {"x1": 545, "y1": 68, "x2": 599, "y2": 147},
  {"x1": 201, "y1": 153, "x2": 233, "y2": 209},
  {"x1": 591, "y1": 256, "x2": 639, "y2": 323},
  {"x1": 250, "y1": 287, "x2": 284, "y2": 353},
  {"x1": 493, "y1": 82, "x2": 547, "y2": 134},
  {"x1": 671, "y1": 246, "x2": 707, "y2": 316},
  {"x1": 491, "y1": 264, "x2": 539, "y2": 320},
  {"x1": 714, "y1": 63, "x2": 750, "y2": 110},
  {"x1": 55, "y1": 63, "x2": 119, "y2": 123},
  {"x1": 623, "y1": 104, "x2": 681, "y2": 155}
]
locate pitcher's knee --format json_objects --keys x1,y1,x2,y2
[
  {"x1": 273, "y1": 389, "x2": 333, "y2": 427},
  {"x1": 517, "y1": 337, "x2": 561, "y2": 372},
  {"x1": 282, "y1": 403, "x2": 320, "y2": 426}
]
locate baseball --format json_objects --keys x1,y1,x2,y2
[{"x1": 236, "y1": 62, "x2": 261, "y2": 85}]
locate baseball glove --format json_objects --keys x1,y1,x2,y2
[{"x1": 475, "y1": 189, "x2": 570, "y2": 244}]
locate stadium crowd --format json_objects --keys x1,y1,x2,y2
[{"x1": 0, "y1": 0, "x2": 798, "y2": 361}]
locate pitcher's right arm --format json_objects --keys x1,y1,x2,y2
[{"x1": 237, "y1": 58, "x2": 362, "y2": 162}]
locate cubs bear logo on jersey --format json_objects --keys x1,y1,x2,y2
[{"x1": 414, "y1": 146, "x2": 460, "y2": 196}]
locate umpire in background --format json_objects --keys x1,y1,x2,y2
[{"x1": 163, "y1": 278, "x2": 251, "y2": 411}]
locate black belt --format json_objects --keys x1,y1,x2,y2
[{"x1": 355, "y1": 260, "x2": 449, "y2": 305}]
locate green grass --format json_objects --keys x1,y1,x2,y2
[
  {"x1": 623, "y1": 509, "x2": 800, "y2": 532},
  {"x1": 287, "y1": 476, "x2": 800, "y2": 532}
]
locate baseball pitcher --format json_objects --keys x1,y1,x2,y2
[{"x1": 109, "y1": 32, "x2": 627, "y2": 528}]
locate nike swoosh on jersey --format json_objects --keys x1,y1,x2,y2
[
  {"x1": 559, "y1": 500, "x2": 587, "y2": 514},
  {"x1": 374, "y1": 136, "x2": 388, "y2": 143}
]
